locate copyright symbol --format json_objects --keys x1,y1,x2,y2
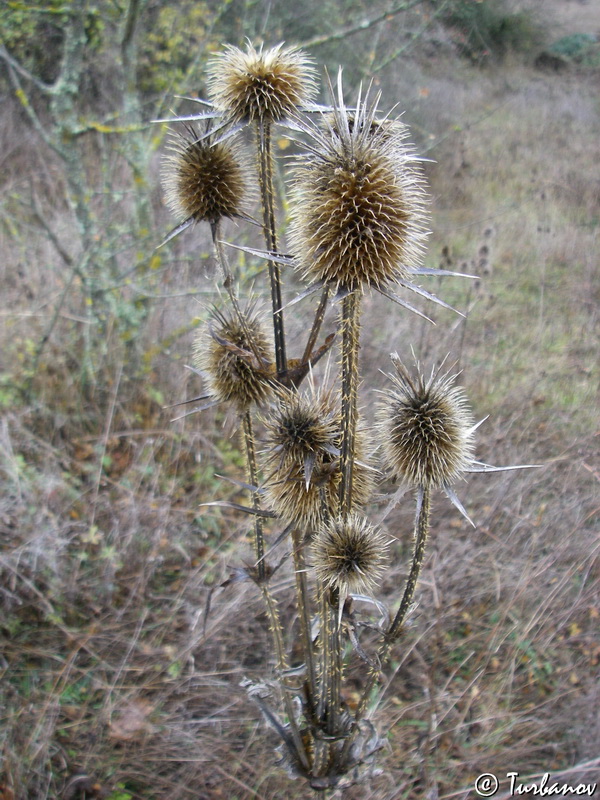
[{"x1": 475, "y1": 773, "x2": 499, "y2": 797}]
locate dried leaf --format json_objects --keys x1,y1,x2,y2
[{"x1": 109, "y1": 698, "x2": 156, "y2": 742}]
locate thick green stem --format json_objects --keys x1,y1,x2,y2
[
  {"x1": 291, "y1": 528, "x2": 317, "y2": 712},
  {"x1": 256, "y1": 120, "x2": 287, "y2": 381},
  {"x1": 338, "y1": 291, "x2": 362, "y2": 519}
]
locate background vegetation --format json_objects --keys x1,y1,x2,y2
[{"x1": 1, "y1": 0, "x2": 598, "y2": 798}]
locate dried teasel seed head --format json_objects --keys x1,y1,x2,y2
[
  {"x1": 207, "y1": 42, "x2": 317, "y2": 125},
  {"x1": 312, "y1": 514, "x2": 388, "y2": 596},
  {"x1": 162, "y1": 127, "x2": 248, "y2": 225},
  {"x1": 193, "y1": 306, "x2": 274, "y2": 409},
  {"x1": 378, "y1": 356, "x2": 475, "y2": 489},
  {"x1": 289, "y1": 86, "x2": 428, "y2": 293},
  {"x1": 264, "y1": 388, "x2": 339, "y2": 467},
  {"x1": 261, "y1": 389, "x2": 373, "y2": 529}
]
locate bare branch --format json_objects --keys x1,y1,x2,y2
[
  {"x1": 0, "y1": 44, "x2": 53, "y2": 93},
  {"x1": 2, "y1": 59, "x2": 61, "y2": 155},
  {"x1": 299, "y1": 0, "x2": 426, "y2": 49}
]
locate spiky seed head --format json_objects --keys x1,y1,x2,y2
[
  {"x1": 312, "y1": 514, "x2": 388, "y2": 596},
  {"x1": 378, "y1": 356, "x2": 475, "y2": 489},
  {"x1": 264, "y1": 461, "x2": 341, "y2": 532},
  {"x1": 162, "y1": 128, "x2": 248, "y2": 224},
  {"x1": 207, "y1": 42, "x2": 317, "y2": 125},
  {"x1": 261, "y1": 390, "x2": 373, "y2": 529},
  {"x1": 264, "y1": 389, "x2": 339, "y2": 466},
  {"x1": 193, "y1": 306, "x2": 274, "y2": 409},
  {"x1": 289, "y1": 91, "x2": 428, "y2": 292}
]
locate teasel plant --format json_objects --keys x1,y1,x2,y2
[{"x1": 157, "y1": 42, "x2": 535, "y2": 792}]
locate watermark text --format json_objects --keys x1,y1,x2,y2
[{"x1": 474, "y1": 772, "x2": 598, "y2": 797}]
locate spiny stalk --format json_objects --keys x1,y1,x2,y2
[
  {"x1": 302, "y1": 285, "x2": 330, "y2": 366},
  {"x1": 260, "y1": 582, "x2": 311, "y2": 773},
  {"x1": 241, "y1": 409, "x2": 266, "y2": 580},
  {"x1": 387, "y1": 485, "x2": 432, "y2": 642},
  {"x1": 211, "y1": 222, "x2": 267, "y2": 367},
  {"x1": 291, "y1": 528, "x2": 317, "y2": 712},
  {"x1": 242, "y1": 409, "x2": 309, "y2": 771},
  {"x1": 338, "y1": 291, "x2": 361, "y2": 518},
  {"x1": 342, "y1": 485, "x2": 432, "y2": 759},
  {"x1": 256, "y1": 120, "x2": 287, "y2": 381}
]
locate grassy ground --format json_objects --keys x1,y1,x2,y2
[{"x1": 1, "y1": 6, "x2": 599, "y2": 799}]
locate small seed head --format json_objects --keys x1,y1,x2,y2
[
  {"x1": 162, "y1": 128, "x2": 248, "y2": 224},
  {"x1": 207, "y1": 42, "x2": 317, "y2": 124},
  {"x1": 312, "y1": 514, "x2": 388, "y2": 596},
  {"x1": 262, "y1": 390, "x2": 373, "y2": 529},
  {"x1": 265, "y1": 389, "x2": 339, "y2": 466},
  {"x1": 378, "y1": 357, "x2": 475, "y2": 489},
  {"x1": 289, "y1": 93, "x2": 428, "y2": 292},
  {"x1": 193, "y1": 306, "x2": 274, "y2": 409}
]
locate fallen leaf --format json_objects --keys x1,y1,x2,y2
[{"x1": 109, "y1": 698, "x2": 156, "y2": 742}]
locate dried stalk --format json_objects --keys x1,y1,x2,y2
[
  {"x1": 241, "y1": 409, "x2": 266, "y2": 579},
  {"x1": 302, "y1": 286, "x2": 330, "y2": 365},
  {"x1": 291, "y1": 528, "x2": 317, "y2": 712},
  {"x1": 338, "y1": 291, "x2": 362, "y2": 518},
  {"x1": 256, "y1": 119, "x2": 287, "y2": 381},
  {"x1": 241, "y1": 409, "x2": 309, "y2": 771},
  {"x1": 342, "y1": 485, "x2": 432, "y2": 761},
  {"x1": 211, "y1": 222, "x2": 267, "y2": 366}
]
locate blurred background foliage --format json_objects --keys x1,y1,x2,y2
[{"x1": 1, "y1": 1, "x2": 599, "y2": 798}]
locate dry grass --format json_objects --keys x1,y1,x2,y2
[{"x1": 1, "y1": 10, "x2": 599, "y2": 800}]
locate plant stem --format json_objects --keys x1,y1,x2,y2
[
  {"x1": 302, "y1": 285, "x2": 330, "y2": 365},
  {"x1": 241, "y1": 409, "x2": 265, "y2": 581},
  {"x1": 338, "y1": 291, "x2": 361, "y2": 519},
  {"x1": 342, "y1": 486, "x2": 432, "y2": 762},
  {"x1": 211, "y1": 223, "x2": 267, "y2": 367},
  {"x1": 321, "y1": 588, "x2": 342, "y2": 736},
  {"x1": 260, "y1": 582, "x2": 311, "y2": 773},
  {"x1": 256, "y1": 119, "x2": 287, "y2": 381},
  {"x1": 241, "y1": 411, "x2": 309, "y2": 772},
  {"x1": 313, "y1": 584, "x2": 342, "y2": 779},
  {"x1": 386, "y1": 485, "x2": 431, "y2": 642},
  {"x1": 291, "y1": 528, "x2": 317, "y2": 713}
]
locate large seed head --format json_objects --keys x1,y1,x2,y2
[
  {"x1": 378, "y1": 357, "x2": 475, "y2": 489},
  {"x1": 312, "y1": 514, "x2": 388, "y2": 596},
  {"x1": 162, "y1": 129, "x2": 248, "y2": 224},
  {"x1": 289, "y1": 96, "x2": 428, "y2": 292},
  {"x1": 207, "y1": 42, "x2": 316, "y2": 124},
  {"x1": 193, "y1": 307, "x2": 274, "y2": 409}
]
